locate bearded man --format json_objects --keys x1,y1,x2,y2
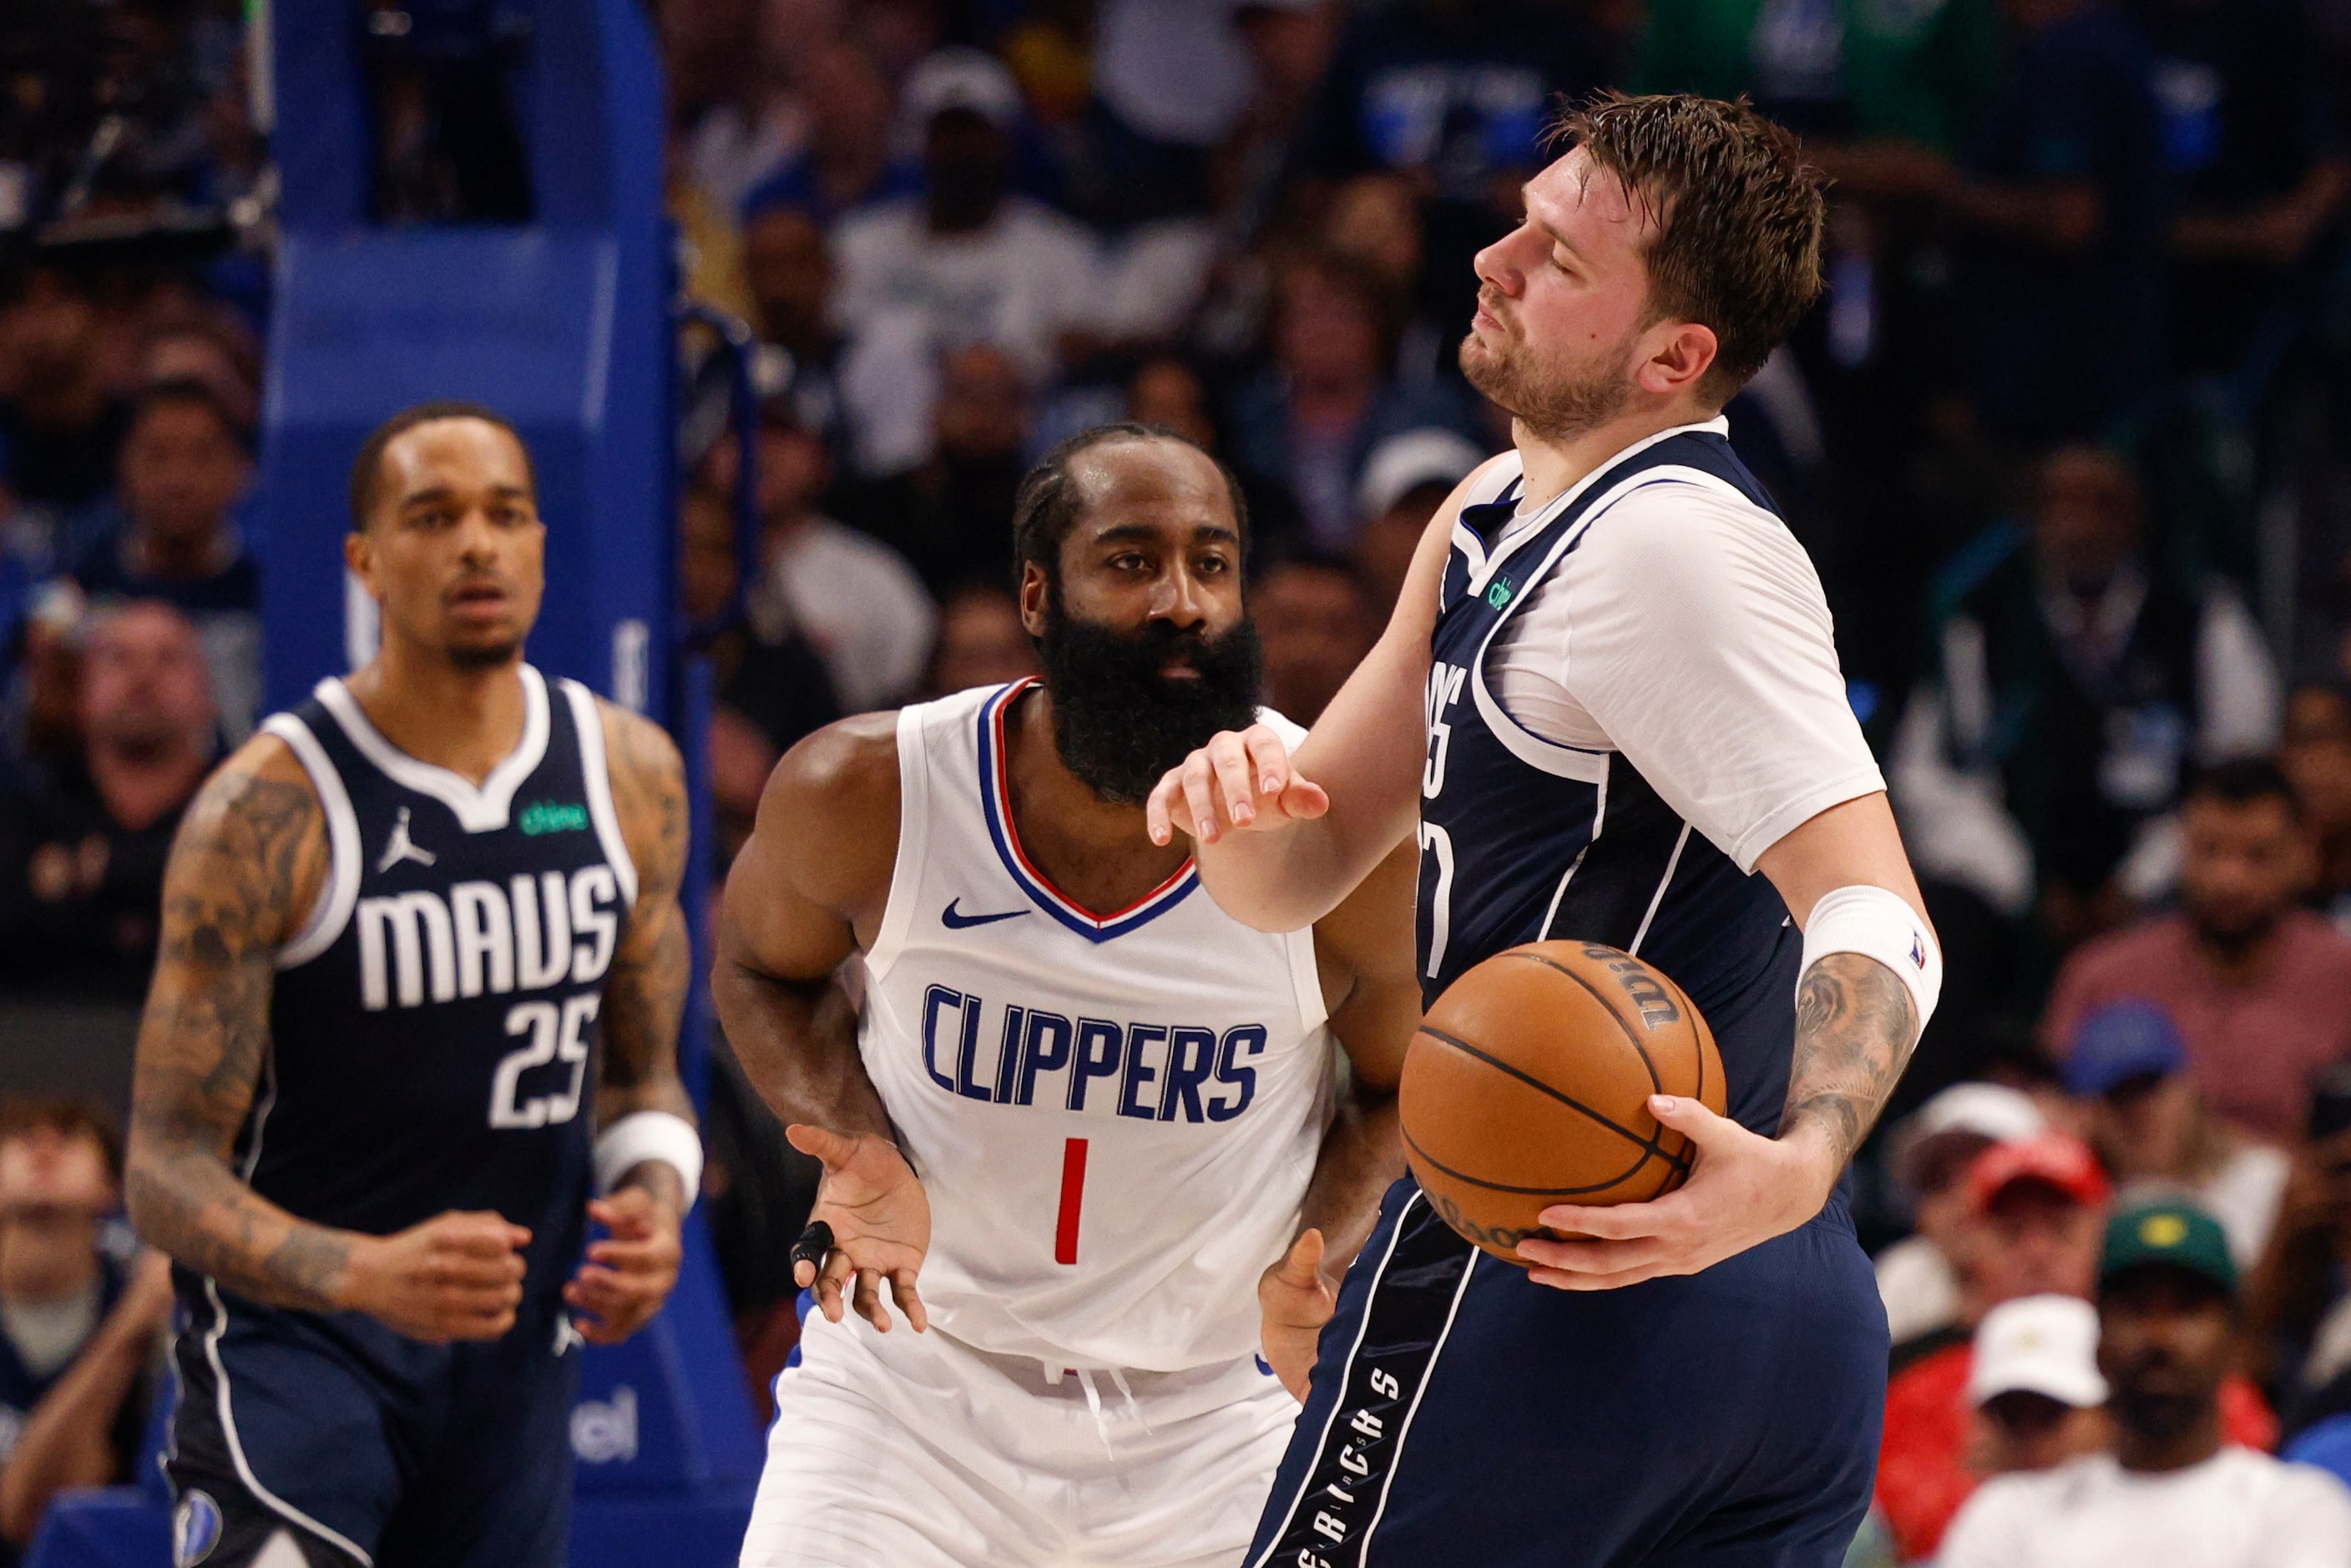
[{"x1": 715, "y1": 423, "x2": 1421, "y2": 1568}]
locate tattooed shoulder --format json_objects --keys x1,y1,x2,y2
[
  {"x1": 598, "y1": 702, "x2": 687, "y2": 902},
  {"x1": 164, "y1": 735, "x2": 329, "y2": 956}
]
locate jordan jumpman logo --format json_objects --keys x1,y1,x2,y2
[{"x1": 377, "y1": 807, "x2": 437, "y2": 873}]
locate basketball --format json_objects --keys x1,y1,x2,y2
[{"x1": 1400, "y1": 941, "x2": 1727, "y2": 1263}]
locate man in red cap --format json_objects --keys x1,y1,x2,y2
[{"x1": 1876, "y1": 1134, "x2": 2112, "y2": 1561}]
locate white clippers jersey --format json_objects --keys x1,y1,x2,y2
[{"x1": 861, "y1": 680, "x2": 1334, "y2": 1373}]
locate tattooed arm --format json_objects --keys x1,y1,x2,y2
[
  {"x1": 125, "y1": 737, "x2": 529, "y2": 1340},
  {"x1": 564, "y1": 704, "x2": 694, "y2": 1345},
  {"x1": 1516, "y1": 792, "x2": 1929, "y2": 1290}
]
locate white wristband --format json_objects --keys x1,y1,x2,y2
[
  {"x1": 594, "y1": 1110, "x2": 703, "y2": 1211},
  {"x1": 1797, "y1": 885, "x2": 1942, "y2": 1042}
]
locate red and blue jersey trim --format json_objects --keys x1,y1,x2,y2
[{"x1": 975, "y1": 679, "x2": 1200, "y2": 943}]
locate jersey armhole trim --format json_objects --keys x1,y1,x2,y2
[
  {"x1": 562, "y1": 680, "x2": 638, "y2": 908},
  {"x1": 260, "y1": 715, "x2": 360, "y2": 970},
  {"x1": 864, "y1": 703, "x2": 929, "y2": 980}
]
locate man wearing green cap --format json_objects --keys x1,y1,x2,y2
[{"x1": 1941, "y1": 1199, "x2": 2351, "y2": 1566}]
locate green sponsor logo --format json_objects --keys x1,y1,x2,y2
[
  {"x1": 1485, "y1": 575, "x2": 1514, "y2": 609},
  {"x1": 518, "y1": 801, "x2": 589, "y2": 836}
]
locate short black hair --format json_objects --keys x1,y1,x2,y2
[
  {"x1": 2184, "y1": 756, "x2": 2301, "y2": 819},
  {"x1": 131, "y1": 377, "x2": 249, "y2": 453},
  {"x1": 348, "y1": 400, "x2": 533, "y2": 533},
  {"x1": 1009, "y1": 422, "x2": 1248, "y2": 580}
]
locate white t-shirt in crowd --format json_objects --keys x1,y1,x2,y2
[
  {"x1": 1939, "y1": 1448, "x2": 2351, "y2": 1568},
  {"x1": 2115, "y1": 1142, "x2": 2290, "y2": 1273},
  {"x1": 829, "y1": 196, "x2": 1101, "y2": 385},
  {"x1": 761, "y1": 518, "x2": 938, "y2": 715},
  {"x1": 1471, "y1": 421, "x2": 1886, "y2": 873}
]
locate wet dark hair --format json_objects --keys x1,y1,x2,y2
[
  {"x1": 1009, "y1": 422, "x2": 1249, "y2": 581},
  {"x1": 348, "y1": 400, "x2": 534, "y2": 532},
  {"x1": 1547, "y1": 93, "x2": 1828, "y2": 404}
]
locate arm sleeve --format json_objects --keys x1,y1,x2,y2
[{"x1": 1553, "y1": 480, "x2": 1885, "y2": 872}]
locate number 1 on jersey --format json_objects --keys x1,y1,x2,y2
[{"x1": 1054, "y1": 1137, "x2": 1088, "y2": 1265}]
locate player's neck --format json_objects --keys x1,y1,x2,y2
[
  {"x1": 1004, "y1": 687, "x2": 1193, "y2": 910},
  {"x1": 343, "y1": 639, "x2": 529, "y2": 787},
  {"x1": 1510, "y1": 398, "x2": 1718, "y2": 513}
]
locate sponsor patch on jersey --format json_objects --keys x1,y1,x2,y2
[
  {"x1": 1484, "y1": 574, "x2": 1514, "y2": 609},
  {"x1": 519, "y1": 800, "x2": 589, "y2": 836},
  {"x1": 173, "y1": 1489, "x2": 223, "y2": 1566}
]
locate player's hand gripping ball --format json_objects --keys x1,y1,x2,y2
[
  {"x1": 787, "y1": 1125, "x2": 933, "y2": 1334},
  {"x1": 1400, "y1": 941, "x2": 1726, "y2": 1263}
]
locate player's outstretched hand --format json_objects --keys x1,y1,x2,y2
[
  {"x1": 343, "y1": 1210, "x2": 532, "y2": 1343},
  {"x1": 1515, "y1": 1097, "x2": 1837, "y2": 1291},
  {"x1": 787, "y1": 1125, "x2": 931, "y2": 1335},
  {"x1": 1145, "y1": 723, "x2": 1330, "y2": 848},
  {"x1": 564, "y1": 1183, "x2": 685, "y2": 1346},
  {"x1": 1258, "y1": 1228, "x2": 1335, "y2": 1402}
]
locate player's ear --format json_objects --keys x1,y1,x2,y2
[
  {"x1": 1636, "y1": 320, "x2": 1718, "y2": 400},
  {"x1": 1018, "y1": 560, "x2": 1052, "y2": 640},
  {"x1": 344, "y1": 526, "x2": 379, "y2": 597}
]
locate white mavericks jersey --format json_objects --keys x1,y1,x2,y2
[{"x1": 861, "y1": 679, "x2": 1334, "y2": 1373}]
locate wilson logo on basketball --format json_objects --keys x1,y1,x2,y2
[{"x1": 1579, "y1": 943, "x2": 1681, "y2": 1029}]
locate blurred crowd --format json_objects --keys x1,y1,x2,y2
[{"x1": 5, "y1": 0, "x2": 2351, "y2": 1557}]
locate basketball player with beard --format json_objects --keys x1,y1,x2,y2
[
  {"x1": 1151, "y1": 96, "x2": 1944, "y2": 1565},
  {"x1": 716, "y1": 424, "x2": 1418, "y2": 1568}
]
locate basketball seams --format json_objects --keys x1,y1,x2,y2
[
  {"x1": 1411, "y1": 1024, "x2": 1686, "y2": 1166},
  {"x1": 1499, "y1": 949, "x2": 1666, "y2": 1097},
  {"x1": 1402, "y1": 1121, "x2": 1661, "y2": 1196}
]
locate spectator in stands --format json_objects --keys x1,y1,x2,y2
[
  {"x1": 68, "y1": 380, "x2": 258, "y2": 741},
  {"x1": 1125, "y1": 357, "x2": 1220, "y2": 455},
  {"x1": 1350, "y1": 426, "x2": 1487, "y2": 614},
  {"x1": 0, "y1": 600, "x2": 215, "y2": 1001},
  {"x1": 1255, "y1": 556, "x2": 1378, "y2": 726},
  {"x1": 2136, "y1": 0, "x2": 2351, "y2": 379},
  {"x1": 833, "y1": 342, "x2": 1031, "y2": 597},
  {"x1": 139, "y1": 323, "x2": 259, "y2": 433},
  {"x1": 2244, "y1": 1110, "x2": 2351, "y2": 1435},
  {"x1": 738, "y1": 41, "x2": 918, "y2": 228},
  {"x1": 716, "y1": 409, "x2": 934, "y2": 716},
  {"x1": 926, "y1": 584, "x2": 1041, "y2": 698},
  {"x1": 830, "y1": 49, "x2": 1100, "y2": 389},
  {"x1": 1226, "y1": 250, "x2": 1479, "y2": 552},
  {"x1": 1877, "y1": 1082, "x2": 2051, "y2": 1349},
  {"x1": 1939, "y1": 0, "x2": 2172, "y2": 442},
  {"x1": 1325, "y1": 173, "x2": 1450, "y2": 387},
  {"x1": 1214, "y1": 0, "x2": 1342, "y2": 240},
  {"x1": 0, "y1": 1100, "x2": 168, "y2": 1555},
  {"x1": 1962, "y1": 1294, "x2": 2112, "y2": 1480},
  {"x1": 0, "y1": 271, "x2": 129, "y2": 517},
  {"x1": 1294, "y1": 0, "x2": 1611, "y2": 339},
  {"x1": 680, "y1": 488, "x2": 839, "y2": 867},
  {"x1": 2281, "y1": 681, "x2": 2351, "y2": 929},
  {"x1": 2043, "y1": 760, "x2": 2351, "y2": 1144},
  {"x1": 1939, "y1": 1201, "x2": 2348, "y2": 1565},
  {"x1": 1877, "y1": 1134, "x2": 2112, "y2": 1561},
  {"x1": 2064, "y1": 1001, "x2": 2291, "y2": 1267},
  {"x1": 1893, "y1": 446, "x2": 2278, "y2": 945}
]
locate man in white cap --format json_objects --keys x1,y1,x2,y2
[
  {"x1": 1875, "y1": 1082, "x2": 2048, "y2": 1348},
  {"x1": 1964, "y1": 1294, "x2": 2111, "y2": 1479},
  {"x1": 1349, "y1": 426, "x2": 1489, "y2": 612},
  {"x1": 832, "y1": 48, "x2": 1101, "y2": 395}
]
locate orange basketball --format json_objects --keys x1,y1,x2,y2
[{"x1": 1399, "y1": 940, "x2": 1726, "y2": 1264}]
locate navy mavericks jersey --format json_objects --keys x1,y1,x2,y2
[
  {"x1": 250, "y1": 665, "x2": 635, "y2": 1315},
  {"x1": 1418, "y1": 432, "x2": 1799, "y2": 1134}
]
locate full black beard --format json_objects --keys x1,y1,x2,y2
[
  {"x1": 2110, "y1": 1387, "x2": 2209, "y2": 1444},
  {"x1": 1039, "y1": 599, "x2": 1261, "y2": 806}
]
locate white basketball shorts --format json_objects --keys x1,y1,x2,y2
[{"x1": 739, "y1": 1307, "x2": 1299, "y2": 1567}]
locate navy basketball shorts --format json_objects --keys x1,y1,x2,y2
[
  {"x1": 164, "y1": 1276, "x2": 579, "y2": 1568},
  {"x1": 1247, "y1": 1176, "x2": 1888, "y2": 1568}
]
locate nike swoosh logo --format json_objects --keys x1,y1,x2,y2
[{"x1": 942, "y1": 899, "x2": 1029, "y2": 929}]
